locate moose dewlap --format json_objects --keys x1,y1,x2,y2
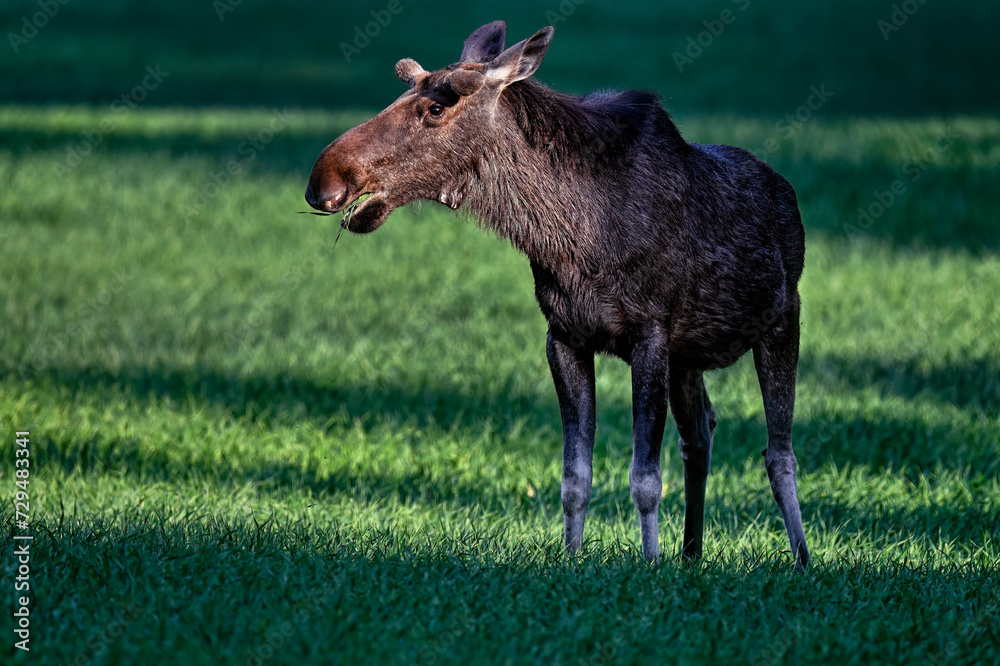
[{"x1": 305, "y1": 20, "x2": 810, "y2": 568}]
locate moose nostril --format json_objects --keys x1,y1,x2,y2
[
  {"x1": 305, "y1": 179, "x2": 348, "y2": 212},
  {"x1": 326, "y1": 182, "x2": 347, "y2": 210},
  {"x1": 304, "y1": 183, "x2": 320, "y2": 208}
]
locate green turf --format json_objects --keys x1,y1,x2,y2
[{"x1": 2, "y1": 1, "x2": 1000, "y2": 664}]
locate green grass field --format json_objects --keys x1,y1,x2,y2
[{"x1": 2, "y1": 1, "x2": 1000, "y2": 664}]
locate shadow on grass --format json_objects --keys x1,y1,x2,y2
[
  {"x1": 23, "y1": 361, "x2": 560, "y2": 443},
  {"x1": 18, "y1": 347, "x2": 998, "y2": 514},
  {"x1": 4, "y1": 503, "x2": 996, "y2": 666},
  {"x1": 38, "y1": 417, "x2": 999, "y2": 551},
  {"x1": 800, "y1": 352, "x2": 1000, "y2": 414},
  {"x1": 39, "y1": 431, "x2": 547, "y2": 517},
  {"x1": 805, "y1": 496, "x2": 1000, "y2": 549},
  {"x1": 0, "y1": 127, "x2": 337, "y2": 178}
]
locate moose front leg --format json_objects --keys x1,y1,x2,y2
[
  {"x1": 546, "y1": 332, "x2": 596, "y2": 553},
  {"x1": 630, "y1": 331, "x2": 670, "y2": 561}
]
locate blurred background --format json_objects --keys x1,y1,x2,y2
[
  {"x1": 2, "y1": 2, "x2": 999, "y2": 664},
  {"x1": 3, "y1": 0, "x2": 999, "y2": 114}
]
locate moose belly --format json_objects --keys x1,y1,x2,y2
[
  {"x1": 666, "y1": 279, "x2": 788, "y2": 370},
  {"x1": 541, "y1": 299, "x2": 775, "y2": 368},
  {"x1": 665, "y1": 309, "x2": 777, "y2": 370},
  {"x1": 530, "y1": 260, "x2": 787, "y2": 368}
]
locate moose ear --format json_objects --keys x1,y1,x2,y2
[
  {"x1": 485, "y1": 27, "x2": 553, "y2": 86},
  {"x1": 445, "y1": 69, "x2": 486, "y2": 96},
  {"x1": 395, "y1": 58, "x2": 427, "y2": 87},
  {"x1": 460, "y1": 20, "x2": 507, "y2": 63}
]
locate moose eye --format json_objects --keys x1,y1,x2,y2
[{"x1": 427, "y1": 104, "x2": 445, "y2": 118}]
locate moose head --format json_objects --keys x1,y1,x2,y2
[{"x1": 305, "y1": 21, "x2": 554, "y2": 233}]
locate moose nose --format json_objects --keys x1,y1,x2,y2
[{"x1": 305, "y1": 176, "x2": 348, "y2": 212}]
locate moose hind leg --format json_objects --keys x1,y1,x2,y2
[
  {"x1": 668, "y1": 367, "x2": 716, "y2": 561},
  {"x1": 546, "y1": 332, "x2": 596, "y2": 553},
  {"x1": 752, "y1": 293, "x2": 810, "y2": 569}
]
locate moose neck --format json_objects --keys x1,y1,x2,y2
[{"x1": 463, "y1": 79, "x2": 685, "y2": 270}]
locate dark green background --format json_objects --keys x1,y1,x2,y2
[{"x1": 3, "y1": 0, "x2": 998, "y2": 115}]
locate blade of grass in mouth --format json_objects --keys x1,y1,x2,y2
[{"x1": 333, "y1": 194, "x2": 372, "y2": 248}]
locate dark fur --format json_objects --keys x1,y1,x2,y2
[
  {"x1": 459, "y1": 78, "x2": 804, "y2": 368},
  {"x1": 306, "y1": 21, "x2": 810, "y2": 567}
]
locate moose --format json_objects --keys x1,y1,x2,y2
[{"x1": 306, "y1": 21, "x2": 810, "y2": 568}]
